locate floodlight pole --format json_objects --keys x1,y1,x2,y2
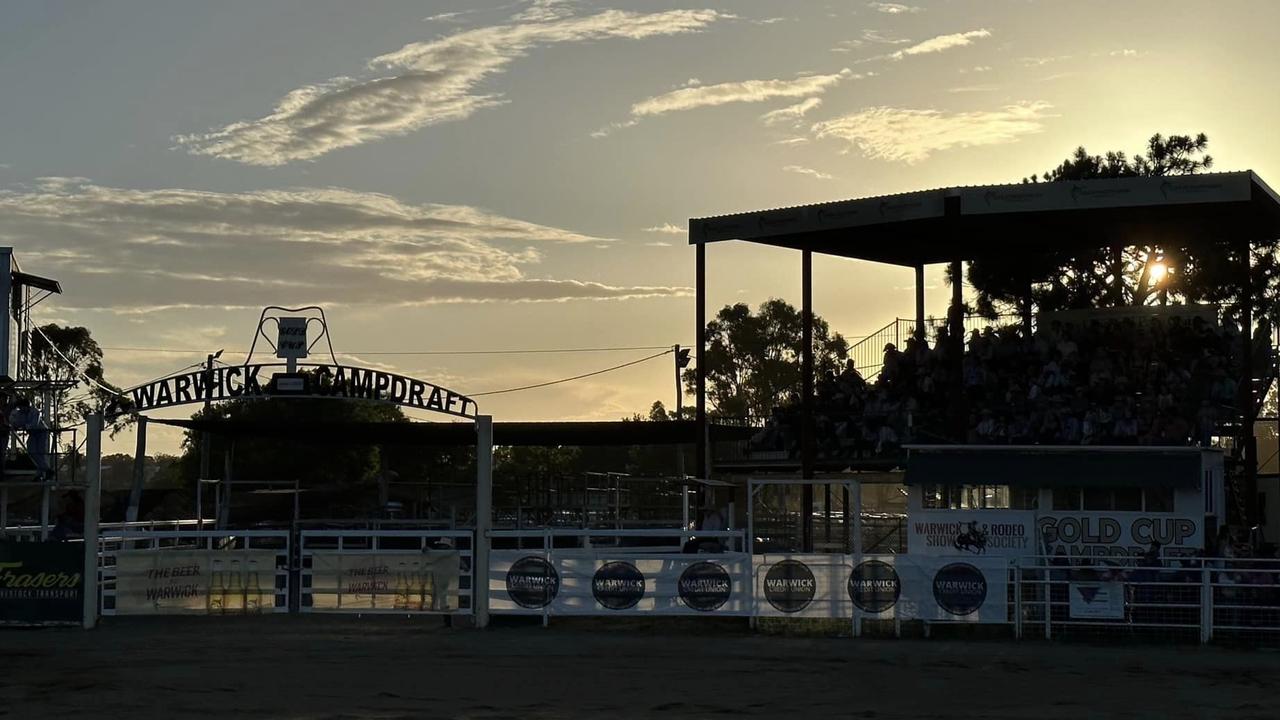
[
  {"x1": 83, "y1": 412, "x2": 102, "y2": 630},
  {"x1": 695, "y1": 242, "x2": 707, "y2": 484},
  {"x1": 474, "y1": 414, "x2": 493, "y2": 629},
  {"x1": 914, "y1": 264, "x2": 926, "y2": 340},
  {"x1": 801, "y1": 250, "x2": 815, "y2": 553}
]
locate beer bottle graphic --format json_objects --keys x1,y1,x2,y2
[
  {"x1": 391, "y1": 558, "x2": 407, "y2": 607},
  {"x1": 208, "y1": 558, "x2": 226, "y2": 614},
  {"x1": 246, "y1": 559, "x2": 263, "y2": 614},
  {"x1": 420, "y1": 565, "x2": 433, "y2": 612},
  {"x1": 227, "y1": 559, "x2": 245, "y2": 614}
]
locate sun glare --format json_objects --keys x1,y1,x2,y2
[{"x1": 1149, "y1": 262, "x2": 1167, "y2": 283}]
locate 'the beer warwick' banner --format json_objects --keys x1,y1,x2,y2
[{"x1": 106, "y1": 363, "x2": 476, "y2": 419}]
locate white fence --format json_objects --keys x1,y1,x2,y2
[
  {"x1": 98, "y1": 530, "x2": 291, "y2": 616},
  {"x1": 298, "y1": 529, "x2": 473, "y2": 615},
  {"x1": 488, "y1": 529, "x2": 748, "y2": 618}
]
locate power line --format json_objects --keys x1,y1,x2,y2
[
  {"x1": 470, "y1": 349, "x2": 673, "y2": 397},
  {"x1": 33, "y1": 325, "x2": 123, "y2": 396},
  {"x1": 98, "y1": 344, "x2": 680, "y2": 357}
]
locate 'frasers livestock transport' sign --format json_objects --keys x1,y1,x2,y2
[
  {"x1": 106, "y1": 363, "x2": 475, "y2": 420},
  {"x1": 908, "y1": 511, "x2": 1037, "y2": 558},
  {"x1": 1039, "y1": 513, "x2": 1201, "y2": 558}
]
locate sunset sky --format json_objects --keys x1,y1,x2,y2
[{"x1": 3, "y1": 0, "x2": 1280, "y2": 454}]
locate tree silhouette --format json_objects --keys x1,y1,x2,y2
[
  {"x1": 966, "y1": 133, "x2": 1275, "y2": 323},
  {"x1": 684, "y1": 298, "x2": 850, "y2": 417}
]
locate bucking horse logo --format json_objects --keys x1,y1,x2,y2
[{"x1": 953, "y1": 521, "x2": 988, "y2": 555}]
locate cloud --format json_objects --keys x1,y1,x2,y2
[
  {"x1": 773, "y1": 136, "x2": 810, "y2": 146},
  {"x1": 947, "y1": 84, "x2": 999, "y2": 93},
  {"x1": 868, "y1": 2, "x2": 922, "y2": 13},
  {"x1": 1109, "y1": 49, "x2": 1142, "y2": 57},
  {"x1": 760, "y1": 98, "x2": 823, "y2": 126},
  {"x1": 958, "y1": 65, "x2": 992, "y2": 74},
  {"x1": 0, "y1": 179, "x2": 689, "y2": 312},
  {"x1": 643, "y1": 222, "x2": 686, "y2": 234},
  {"x1": 1020, "y1": 55, "x2": 1071, "y2": 67},
  {"x1": 888, "y1": 29, "x2": 990, "y2": 60},
  {"x1": 832, "y1": 29, "x2": 910, "y2": 53},
  {"x1": 176, "y1": 6, "x2": 725, "y2": 165},
  {"x1": 811, "y1": 101, "x2": 1053, "y2": 163},
  {"x1": 629, "y1": 69, "x2": 856, "y2": 117},
  {"x1": 783, "y1": 165, "x2": 836, "y2": 180},
  {"x1": 645, "y1": 241, "x2": 673, "y2": 247}
]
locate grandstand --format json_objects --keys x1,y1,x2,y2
[{"x1": 690, "y1": 172, "x2": 1280, "y2": 550}]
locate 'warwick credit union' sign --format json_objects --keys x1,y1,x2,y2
[{"x1": 106, "y1": 364, "x2": 476, "y2": 420}]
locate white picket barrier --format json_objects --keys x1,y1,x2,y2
[
  {"x1": 98, "y1": 530, "x2": 291, "y2": 616},
  {"x1": 298, "y1": 529, "x2": 473, "y2": 615}
]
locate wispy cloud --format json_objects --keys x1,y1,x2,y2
[
  {"x1": 773, "y1": 137, "x2": 810, "y2": 146},
  {"x1": 888, "y1": 29, "x2": 990, "y2": 60},
  {"x1": 1020, "y1": 55, "x2": 1071, "y2": 67},
  {"x1": 948, "y1": 84, "x2": 999, "y2": 93},
  {"x1": 177, "y1": 6, "x2": 725, "y2": 165},
  {"x1": 783, "y1": 165, "x2": 836, "y2": 180},
  {"x1": 596, "y1": 68, "x2": 860, "y2": 136},
  {"x1": 630, "y1": 69, "x2": 856, "y2": 117},
  {"x1": 643, "y1": 222, "x2": 686, "y2": 234},
  {"x1": 645, "y1": 241, "x2": 674, "y2": 247},
  {"x1": 1109, "y1": 48, "x2": 1143, "y2": 57},
  {"x1": 869, "y1": 2, "x2": 922, "y2": 13},
  {"x1": 0, "y1": 179, "x2": 689, "y2": 311},
  {"x1": 811, "y1": 101, "x2": 1053, "y2": 163},
  {"x1": 761, "y1": 98, "x2": 824, "y2": 127},
  {"x1": 958, "y1": 65, "x2": 993, "y2": 74},
  {"x1": 832, "y1": 29, "x2": 910, "y2": 52}
]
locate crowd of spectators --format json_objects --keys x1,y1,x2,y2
[{"x1": 750, "y1": 314, "x2": 1266, "y2": 460}]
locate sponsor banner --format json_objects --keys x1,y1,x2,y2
[
  {"x1": 114, "y1": 550, "x2": 277, "y2": 615},
  {"x1": 753, "y1": 555, "x2": 852, "y2": 618},
  {"x1": 0, "y1": 541, "x2": 84, "y2": 626},
  {"x1": 1069, "y1": 582, "x2": 1125, "y2": 619},
  {"x1": 909, "y1": 512, "x2": 1038, "y2": 558},
  {"x1": 309, "y1": 552, "x2": 460, "y2": 612},
  {"x1": 960, "y1": 174, "x2": 1251, "y2": 215},
  {"x1": 488, "y1": 551, "x2": 749, "y2": 615},
  {"x1": 752, "y1": 555, "x2": 1008, "y2": 623},
  {"x1": 848, "y1": 556, "x2": 1009, "y2": 623},
  {"x1": 1039, "y1": 513, "x2": 1201, "y2": 558}
]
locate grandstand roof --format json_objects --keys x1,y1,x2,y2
[{"x1": 688, "y1": 171, "x2": 1280, "y2": 266}]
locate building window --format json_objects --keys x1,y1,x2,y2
[
  {"x1": 923, "y1": 484, "x2": 1031, "y2": 509},
  {"x1": 1144, "y1": 486, "x2": 1174, "y2": 512},
  {"x1": 1053, "y1": 487, "x2": 1082, "y2": 511}
]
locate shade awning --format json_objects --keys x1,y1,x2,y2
[
  {"x1": 903, "y1": 446, "x2": 1205, "y2": 489},
  {"x1": 688, "y1": 172, "x2": 1280, "y2": 266},
  {"x1": 149, "y1": 418, "x2": 755, "y2": 447}
]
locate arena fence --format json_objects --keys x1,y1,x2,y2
[
  {"x1": 298, "y1": 529, "x2": 473, "y2": 615},
  {"x1": 98, "y1": 530, "x2": 291, "y2": 616},
  {"x1": 488, "y1": 529, "x2": 748, "y2": 620}
]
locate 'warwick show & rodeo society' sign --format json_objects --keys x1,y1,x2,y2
[{"x1": 106, "y1": 363, "x2": 476, "y2": 420}]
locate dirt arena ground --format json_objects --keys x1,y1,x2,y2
[{"x1": 4, "y1": 616, "x2": 1280, "y2": 719}]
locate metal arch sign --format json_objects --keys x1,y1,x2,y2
[{"x1": 104, "y1": 363, "x2": 477, "y2": 420}]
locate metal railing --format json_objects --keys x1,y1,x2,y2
[
  {"x1": 98, "y1": 529, "x2": 291, "y2": 616},
  {"x1": 298, "y1": 529, "x2": 473, "y2": 615}
]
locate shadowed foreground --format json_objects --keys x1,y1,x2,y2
[{"x1": 3, "y1": 617, "x2": 1279, "y2": 719}]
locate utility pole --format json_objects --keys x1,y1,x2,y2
[
  {"x1": 198, "y1": 349, "x2": 222, "y2": 530},
  {"x1": 674, "y1": 344, "x2": 692, "y2": 520}
]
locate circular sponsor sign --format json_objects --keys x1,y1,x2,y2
[
  {"x1": 505, "y1": 556, "x2": 559, "y2": 609},
  {"x1": 592, "y1": 561, "x2": 645, "y2": 610},
  {"x1": 678, "y1": 561, "x2": 732, "y2": 612},
  {"x1": 763, "y1": 559, "x2": 816, "y2": 613},
  {"x1": 847, "y1": 560, "x2": 901, "y2": 613},
  {"x1": 932, "y1": 562, "x2": 987, "y2": 616}
]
